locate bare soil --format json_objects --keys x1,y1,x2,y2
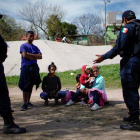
[{"x1": 0, "y1": 87, "x2": 140, "y2": 140}]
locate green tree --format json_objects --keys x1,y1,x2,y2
[
  {"x1": 60, "y1": 22, "x2": 77, "y2": 37},
  {"x1": 46, "y1": 14, "x2": 77, "y2": 40},
  {"x1": 0, "y1": 14, "x2": 25, "y2": 41},
  {"x1": 46, "y1": 14, "x2": 62, "y2": 40}
]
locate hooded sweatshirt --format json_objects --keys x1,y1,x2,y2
[{"x1": 80, "y1": 65, "x2": 93, "y2": 87}]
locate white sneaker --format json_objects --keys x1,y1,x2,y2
[
  {"x1": 65, "y1": 99, "x2": 74, "y2": 106},
  {"x1": 90, "y1": 103, "x2": 99, "y2": 111}
]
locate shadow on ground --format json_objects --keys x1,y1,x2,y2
[{"x1": 0, "y1": 96, "x2": 140, "y2": 140}]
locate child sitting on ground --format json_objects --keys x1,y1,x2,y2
[
  {"x1": 80, "y1": 65, "x2": 107, "y2": 110},
  {"x1": 40, "y1": 62, "x2": 66, "y2": 106},
  {"x1": 66, "y1": 65, "x2": 94, "y2": 106},
  {"x1": 61, "y1": 74, "x2": 82, "y2": 104},
  {"x1": 75, "y1": 73, "x2": 90, "y2": 105}
]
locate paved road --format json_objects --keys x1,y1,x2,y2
[{"x1": 4, "y1": 40, "x2": 121, "y2": 76}]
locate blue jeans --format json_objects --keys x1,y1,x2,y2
[
  {"x1": 40, "y1": 91, "x2": 66, "y2": 102},
  {"x1": 71, "y1": 89, "x2": 82, "y2": 101},
  {"x1": 91, "y1": 90, "x2": 99, "y2": 105}
]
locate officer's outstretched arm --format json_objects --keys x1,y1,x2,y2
[{"x1": 93, "y1": 55, "x2": 104, "y2": 64}]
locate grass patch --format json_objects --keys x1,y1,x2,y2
[
  {"x1": 99, "y1": 64, "x2": 121, "y2": 89},
  {"x1": 6, "y1": 75, "x2": 20, "y2": 86},
  {"x1": 6, "y1": 64, "x2": 121, "y2": 89}
]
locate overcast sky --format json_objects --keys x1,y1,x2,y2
[{"x1": 0, "y1": 0, "x2": 140, "y2": 23}]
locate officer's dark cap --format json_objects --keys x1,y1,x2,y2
[
  {"x1": 122, "y1": 10, "x2": 136, "y2": 23},
  {"x1": 0, "y1": 14, "x2": 3, "y2": 19}
]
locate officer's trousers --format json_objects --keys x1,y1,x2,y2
[
  {"x1": 0, "y1": 61, "x2": 12, "y2": 117},
  {"x1": 121, "y1": 60, "x2": 140, "y2": 116}
]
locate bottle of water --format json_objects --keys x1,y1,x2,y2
[{"x1": 66, "y1": 88, "x2": 69, "y2": 92}]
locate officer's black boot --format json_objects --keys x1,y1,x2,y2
[
  {"x1": 3, "y1": 114, "x2": 26, "y2": 134},
  {"x1": 120, "y1": 116, "x2": 140, "y2": 130},
  {"x1": 123, "y1": 116, "x2": 131, "y2": 122}
]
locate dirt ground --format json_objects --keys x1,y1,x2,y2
[{"x1": 0, "y1": 87, "x2": 140, "y2": 140}]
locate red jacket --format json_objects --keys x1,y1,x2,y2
[{"x1": 80, "y1": 65, "x2": 93, "y2": 87}]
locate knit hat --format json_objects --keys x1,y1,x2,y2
[
  {"x1": 85, "y1": 66, "x2": 90, "y2": 71},
  {"x1": 91, "y1": 65, "x2": 99, "y2": 70}
]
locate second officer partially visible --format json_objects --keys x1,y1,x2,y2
[{"x1": 0, "y1": 14, "x2": 26, "y2": 134}]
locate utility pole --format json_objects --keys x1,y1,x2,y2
[{"x1": 103, "y1": 0, "x2": 110, "y2": 45}]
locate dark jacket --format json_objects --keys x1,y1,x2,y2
[
  {"x1": 102, "y1": 19, "x2": 140, "y2": 60},
  {"x1": 0, "y1": 34, "x2": 7, "y2": 62},
  {"x1": 42, "y1": 75, "x2": 61, "y2": 98},
  {"x1": 102, "y1": 19, "x2": 140, "y2": 70},
  {"x1": 18, "y1": 64, "x2": 41, "y2": 90}
]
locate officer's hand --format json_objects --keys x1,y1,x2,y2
[{"x1": 93, "y1": 55, "x2": 104, "y2": 64}]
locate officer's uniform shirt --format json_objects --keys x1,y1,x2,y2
[{"x1": 102, "y1": 19, "x2": 140, "y2": 69}]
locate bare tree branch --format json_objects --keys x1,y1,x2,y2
[
  {"x1": 18, "y1": 2, "x2": 66, "y2": 39},
  {"x1": 72, "y1": 13, "x2": 102, "y2": 35}
]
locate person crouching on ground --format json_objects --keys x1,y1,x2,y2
[
  {"x1": 18, "y1": 31, "x2": 42, "y2": 111},
  {"x1": 81, "y1": 65, "x2": 107, "y2": 110},
  {"x1": 40, "y1": 62, "x2": 66, "y2": 106},
  {"x1": 65, "y1": 65, "x2": 94, "y2": 106},
  {"x1": 61, "y1": 74, "x2": 82, "y2": 104}
]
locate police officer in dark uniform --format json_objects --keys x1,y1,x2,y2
[
  {"x1": 93, "y1": 10, "x2": 140, "y2": 130},
  {"x1": 0, "y1": 14, "x2": 26, "y2": 134}
]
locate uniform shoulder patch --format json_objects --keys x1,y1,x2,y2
[{"x1": 122, "y1": 28, "x2": 128, "y2": 33}]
